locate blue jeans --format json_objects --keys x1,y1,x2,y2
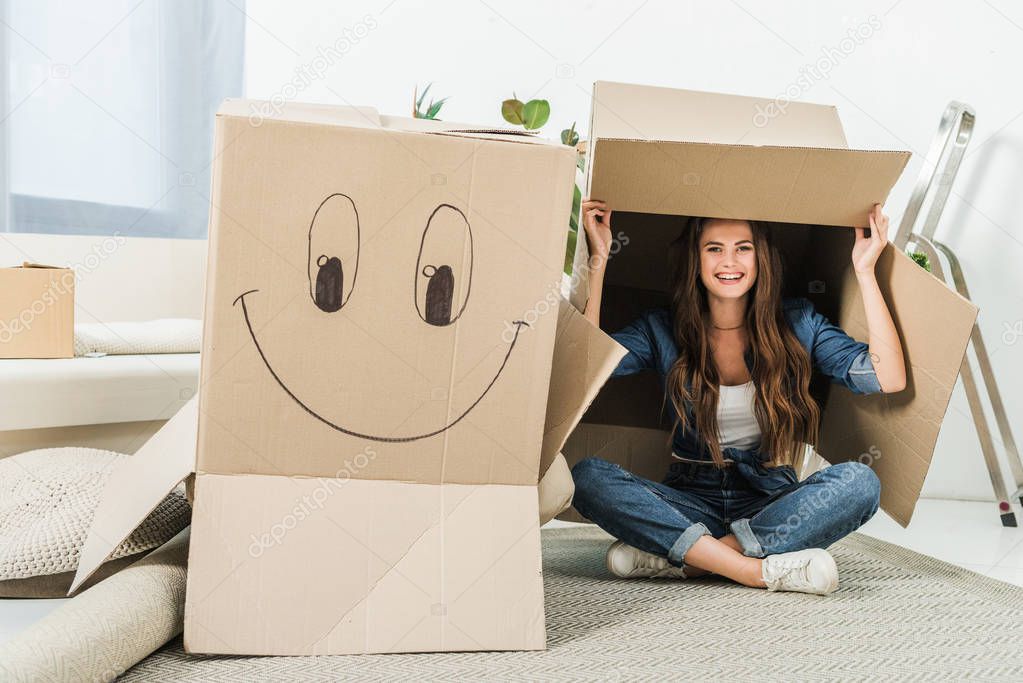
[{"x1": 571, "y1": 448, "x2": 881, "y2": 573}]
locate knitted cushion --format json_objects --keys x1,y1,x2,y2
[{"x1": 0, "y1": 447, "x2": 190, "y2": 595}]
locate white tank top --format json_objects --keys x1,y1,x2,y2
[{"x1": 717, "y1": 381, "x2": 761, "y2": 450}]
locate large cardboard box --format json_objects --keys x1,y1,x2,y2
[
  {"x1": 0, "y1": 263, "x2": 74, "y2": 358},
  {"x1": 560, "y1": 81, "x2": 978, "y2": 528},
  {"x1": 72, "y1": 101, "x2": 625, "y2": 655}
]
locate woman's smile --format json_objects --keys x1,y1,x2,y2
[{"x1": 715, "y1": 271, "x2": 746, "y2": 285}]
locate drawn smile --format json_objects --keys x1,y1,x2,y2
[{"x1": 233, "y1": 289, "x2": 528, "y2": 443}]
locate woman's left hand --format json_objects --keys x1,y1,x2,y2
[{"x1": 851, "y1": 203, "x2": 889, "y2": 275}]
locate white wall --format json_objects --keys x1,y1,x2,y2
[{"x1": 242, "y1": 0, "x2": 1023, "y2": 502}]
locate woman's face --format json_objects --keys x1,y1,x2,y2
[{"x1": 699, "y1": 219, "x2": 757, "y2": 300}]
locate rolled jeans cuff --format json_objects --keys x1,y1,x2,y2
[
  {"x1": 667, "y1": 522, "x2": 711, "y2": 567},
  {"x1": 730, "y1": 518, "x2": 766, "y2": 558}
]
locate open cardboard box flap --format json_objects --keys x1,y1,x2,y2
[
  {"x1": 540, "y1": 298, "x2": 628, "y2": 474},
  {"x1": 70, "y1": 397, "x2": 198, "y2": 593},
  {"x1": 585, "y1": 81, "x2": 912, "y2": 229},
  {"x1": 565, "y1": 81, "x2": 978, "y2": 527},
  {"x1": 587, "y1": 81, "x2": 851, "y2": 147}
]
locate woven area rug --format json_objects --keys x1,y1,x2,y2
[{"x1": 123, "y1": 526, "x2": 1023, "y2": 681}]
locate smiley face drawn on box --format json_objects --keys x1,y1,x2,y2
[{"x1": 232, "y1": 192, "x2": 529, "y2": 443}]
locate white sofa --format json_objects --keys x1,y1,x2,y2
[{"x1": 0, "y1": 232, "x2": 205, "y2": 456}]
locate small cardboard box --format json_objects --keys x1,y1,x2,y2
[
  {"x1": 560, "y1": 81, "x2": 979, "y2": 528},
  {"x1": 73, "y1": 100, "x2": 624, "y2": 655},
  {"x1": 0, "y1": 263, "x2": 74, "y2": 359}
]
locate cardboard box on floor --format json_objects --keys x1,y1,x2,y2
[
  {"x1": 558, "y1": 81, "x2": 978, "y2": 528},
  {"x1": 0, "y1": 263, "x2": 74, "y2": 358},
  {"x1": 71, "y1": 100, "x2": 625, "y2": 655}
]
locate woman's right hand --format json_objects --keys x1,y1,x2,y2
[{"x1": 581, "y1": 198, "x2": 612, "y2": 271}]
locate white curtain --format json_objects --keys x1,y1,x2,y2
[{"x1": 1, "y1": 0, "x2": 245, "y2": 238}]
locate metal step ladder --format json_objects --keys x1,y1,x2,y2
[{"x1": 893, "y1": 102, "x2": 1023, "y2": 527}]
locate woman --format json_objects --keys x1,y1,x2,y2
[{"x1": 572, "y1": 198, "x2": 905, "y2": 596}]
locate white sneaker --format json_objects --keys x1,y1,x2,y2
[
  {"x1": 605, "y1": 540, "x2": 689, "y2": 579},
  {"x1": 760, "y1": 548, "x2": 839, "y2": 595}
]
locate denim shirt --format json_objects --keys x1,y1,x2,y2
[{"x1": 609, "y1": 296, "x2": 882, "y2": 461}]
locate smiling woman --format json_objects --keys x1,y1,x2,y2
[
  {"x1": 573, "y1": 198, "x2": 903, "y2": 596},
  {"x1": 701, "y1": 224, "x2": 756, "y2": 293}
]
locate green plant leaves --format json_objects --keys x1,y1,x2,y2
[
  {"x1": 415, "y1": 83, "x2": 432, "y2": 112},
  {"x1": 565, "y1": 184, "x2": 581, "y2": 275},
  {"x1": 910, "y1": 251, "x2": 931, "y2": 272},
  {"x1": 501, "y1": 98, "x2": 525, "y2": 125},
  {"x1": 565, "y1": 225, "x2": 577, "y2": 275},
  {"x1": 521, "y1": 99, "x2": 550, "y2": 130},
  {"x1": 561, "y1": 123, "x2": 579, "y2": 147},
  {"x1": 413, "y1": 82, "x2": 448, "y2": 120},
  {"x1": 501, "y1": 94, "x2": 550, "y2": 130},
  {"x1": 426, "y1": 98, "x2": 448, "y2": 119}
]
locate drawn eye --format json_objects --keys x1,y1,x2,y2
[
  {"x1": 308, "y1": 193, "x2": 360, "y2": 313},
  {"x1": 415, "y1": 204, "x2": 472, "y2": 326}
]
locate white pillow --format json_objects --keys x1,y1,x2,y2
[{"x1": 0, "y1": 447, "x2": 190, "y2": 596}]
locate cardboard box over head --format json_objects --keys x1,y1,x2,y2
[
  {"x1": 560, "y1": 81, "x2": 978, "y2": 528},
  {"x1": 72, "y1": 100, "x2": 625, "y2": 655}
]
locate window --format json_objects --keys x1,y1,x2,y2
[{"x1": 1, "y1": 0, "x2": 245, "y2": 238}]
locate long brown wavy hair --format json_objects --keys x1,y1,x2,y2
[{"x1": 665, "y1": 217, "x2": 820, "y2": 469}]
